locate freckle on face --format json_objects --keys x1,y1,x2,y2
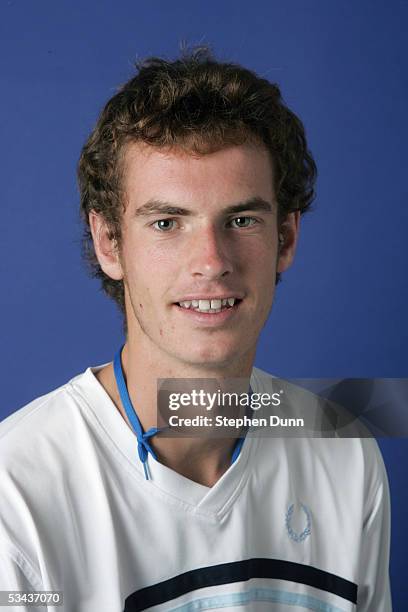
[
  {"x1": 159, "y1": 329, "x2": 163, "y2": 337},
  {"x1": 139, "y1": 303, "x2": 143, "y2": 309}
]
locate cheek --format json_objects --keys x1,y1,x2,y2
[
  {"x1": 241, "y1": 232, "x2": 277, "y2": 259},
  {"x1": 254, "y1": 252, "x2": 278, "y2": 308},
  {"x1": 122, "y1": 236, "x2": 177, "y2": 283},
  {"x1": 250, "y1": 243, "x2": 278, "y2": 280},
  {"x1": 149, "y1": 249, "x2": 179, "y2": 269}
]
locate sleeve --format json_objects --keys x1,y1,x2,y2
[{"x1": 356, "y1": 440, "x2": 392, "y2": 611}]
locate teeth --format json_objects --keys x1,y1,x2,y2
[{"x1": 178, "y1": 297, "x2": 238, "y2": 312}]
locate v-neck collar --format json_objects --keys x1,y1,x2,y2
[{"x1": 69, "y1": 364, "x2": 261, "y2": 520}]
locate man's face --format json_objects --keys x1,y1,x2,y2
[{"x1": 94, "y1": 142, "x2": 298, "y2": 371}]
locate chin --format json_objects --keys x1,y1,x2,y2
[{"x1": 178, "y1": 346, "x2": 244, "y2": 370}]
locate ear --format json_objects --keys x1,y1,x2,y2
[
  {"x1": 277, "y1": 211, "x2": 300, "y2": 274},
  {"x1": 88, "y1": 211, "x2": 124, "y2": 281}
]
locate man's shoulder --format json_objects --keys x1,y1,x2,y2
[
  {"x1": 0, "y1": 367, "x2": 99, "y2": 571},
  {"x1": 251, "y1": 365, "x2": 388, "y2": 488},
  {"x1": 0, "y1": 367, "x2": 98, "y2": 467},
  {"x1": 1, "y1": 385, "x2": 68, "y2": 440},
  {"x1": 250, "y1": 365, "x2": 278, "y2": 391}
]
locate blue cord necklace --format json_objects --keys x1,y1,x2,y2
[{"x1": 113, "y1": 346, "x2": 247, "y2": 481}]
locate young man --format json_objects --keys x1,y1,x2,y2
[{"x1": 0, "y1": 49, "x2": 391, "y2": 611}]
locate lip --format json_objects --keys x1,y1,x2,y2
[
  {"x1": 174, "y1": 293, "x2": 244, "y2": 302},
  {"x1": 172, "y1": 300, "x2": 241, "y2": 326}
]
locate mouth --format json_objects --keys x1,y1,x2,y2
[{"x1": 174, "y1": 297, "x2": 243, "y2": 314}]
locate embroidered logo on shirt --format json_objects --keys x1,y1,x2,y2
[{"x1": 285, "y1": 503, "x2": 311, "y2": 542}]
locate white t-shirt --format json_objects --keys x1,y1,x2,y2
[{"x1": 0, "y1": 364, "x2": 392, "y2": 611}]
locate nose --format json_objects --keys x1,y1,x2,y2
[{"x1": 188, "y1": 224, "x2": 234, "y2": 280}]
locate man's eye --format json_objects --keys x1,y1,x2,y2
[
  {"x1": 229, "y1": 216, "x2": 257, "y2": 229},
  {"x1": 152, "y1": 219, "x2": 176, "y2": 232}
]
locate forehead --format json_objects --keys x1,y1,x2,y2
[{"x1": 121, "y1": 142, "x2": 276, "y2": 211}]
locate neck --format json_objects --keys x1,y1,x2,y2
[{"x1": 96, "y1": 336, "x2": 255, "y2": 487}]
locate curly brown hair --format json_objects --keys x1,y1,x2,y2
[{"x1": 78, "y1": 46, "x2": 317, "y2": 316}]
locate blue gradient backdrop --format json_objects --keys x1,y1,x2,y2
[{"x1": 1, "y1": 0, "x2": 407, "y2": 606}]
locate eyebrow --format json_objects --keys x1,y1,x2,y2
[{"x1": 132, "y1": 196, "x2": 275, "y2": 217}]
